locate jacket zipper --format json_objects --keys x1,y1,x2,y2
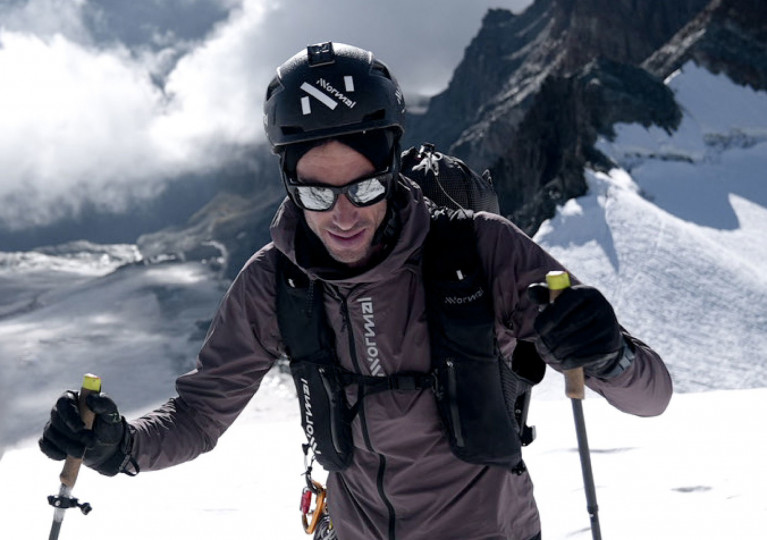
[
  {"x1": 340, "y1": 295, "x2": 397, "y2": 540},
  {"x1": 445, "y1": 359, "x2": 465, "y2": 448},
  {"x1": 318, "y1": 367, "x2": 344, "y2": 456}
]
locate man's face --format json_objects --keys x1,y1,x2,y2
[{"x1": 296, "y1": 140, "x2": 388, "y2": 268}]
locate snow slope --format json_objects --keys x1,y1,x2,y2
[
  {"x1": 0, "y1": 62, "x2": 765, "y2": 538},
  {"x1": 1, "y1": 383, "x2": 765, "y2": 539},
  {"x1": 0, "y1": 248, "x2": 226, "y2": 450}
]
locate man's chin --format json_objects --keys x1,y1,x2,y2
[
  {"x1": 325, "y1": 241, "x2": 373, "y2": 268},
  {"x1": 327, "y1": 248, "x2": 371, "y2": 268},
  {"x1": 324, "y1": 232, "x2": 373, "y2": 267}
]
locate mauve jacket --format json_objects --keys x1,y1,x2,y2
[{"x1": 129, "y1": 179, "x2": 673, "y2": 540}]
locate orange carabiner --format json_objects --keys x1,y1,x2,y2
[{"x1": 301, "y1": 479, "x2": 328, "y2": 534}]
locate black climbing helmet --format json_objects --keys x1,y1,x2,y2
[{"x1": 263, "y1": 42, "x2": 406, "y2": 151}]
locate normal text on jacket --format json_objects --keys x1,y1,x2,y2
[
  {"x1": 444, "y1": 286, "x2": 484, "y2": 305},
  {"x1": 358, "y1": 297, "x2": 384, "y2": 376},
  {"x1": 300, "y1": 377, "x2": 321, "y2": 456}
]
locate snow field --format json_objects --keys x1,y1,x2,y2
[{"x1": 1, "y1": 376, "x2": 765, "y2": 538}]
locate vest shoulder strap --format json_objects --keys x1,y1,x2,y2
[
  {"x1": 422, "y1": 207, "x2": 480, "y2": 283},
  {"x1": 275, "y1": 253, "x2": 335, "y2": 362}
]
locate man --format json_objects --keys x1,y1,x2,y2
[{"x1": 40, "y1": 42, "x2": 672, "y2": 540}]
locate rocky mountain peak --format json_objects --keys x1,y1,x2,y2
[
  {"x1": 403, "y1": 0, "x2": 765, "y2": 237},
  {"x1": 405, "y1": 0, "x2": 707, "y2": 154},
  {"x1": 555, "y1": 0, "x2": 714, "y2": 68}
]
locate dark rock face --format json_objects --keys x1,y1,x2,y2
[
  {"x1": 489, "y1": 58, "x2": 681, "y2": 232},
  {"x1": 404, "y1": 2, "x2": 565, "y2": 160},
  {"x1": 557, "y1": 0, "x2": 714, "y2": 70},
  {"x1": 404, "y1": 0, "x2": 712, "y2": 235},
  {"x1": 644, "y1": 0, "x2": 767, "y2": 91}
]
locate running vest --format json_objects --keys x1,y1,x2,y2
[{"x1": 276, "y1": 207, "x2": 544, "y2": 472}]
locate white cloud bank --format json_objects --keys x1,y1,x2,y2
[{"x1": 0, "y1": 32, "x2": 169, "y2": 221}]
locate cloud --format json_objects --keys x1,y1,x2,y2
[
  {"x1": 150, "y1": 1, "x2": 274, "y2": 156},
  {"x1": 0, "y1": 0, "x2": 531, "y2": 231},
  {"x1": 0, "y1": 0, "x2": 92, "y2": 44},
  {"x1": 0, "y1": 31, "x2": 177, "y2": 227}
]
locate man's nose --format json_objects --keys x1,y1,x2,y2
[{"x1": 332, "y1": 194, "x2": 358, "y2": 226}]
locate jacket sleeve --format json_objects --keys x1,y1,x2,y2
[
  {"x1": 129, "y1": 247, "x2": 283, "y2": 471},
  {"x1": 475, "y1": 212, "x2": 673, "y2": 418},
  {"x1": 585, "y1": 333, "x2": 672, "y2": 416}
]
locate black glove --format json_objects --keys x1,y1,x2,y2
[
  {"x1": 532, "y1": 285, "x2": 630, "y2": 379},
  {"x1": 39, "y1": 391, "x2": 134, "y2": 476}
]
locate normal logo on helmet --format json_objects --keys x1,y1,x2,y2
[{"x1": 300, "y1": 77, "x2": 357, "y2": 115}]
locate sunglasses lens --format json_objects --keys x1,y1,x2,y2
[
  {"x1": 348, "y1": 177, "x2": 387, "y2": 205},
  {"x1": 295, "y1": 186, "x2": 336, "y2": 211},
  {"x1": 287, "y1": 169, "x2": 392, "y2": 211}
]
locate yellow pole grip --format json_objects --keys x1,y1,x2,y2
[
  {"x1": 59, "y1": 374, "x2": 102, "y2": 488},
  {"x1": 545, "y1": 272, "x2": 585, "y2": 400}
]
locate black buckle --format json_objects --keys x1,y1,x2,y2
[
  {"x1": 511, "y1": 460, "x2": 527, "y2": 476},
  {"x1": 390, "y1": 373, "x2": 432, "y2": 391},
  {"x1": 47, "y1": 495, "x2": 93, "y2": 515},
  {"x1": 391, "y1": 375, "x2": 416, "y2": 391},
  {"x1": 521, "y1": 424, "x2": 537, "y2": 447}
]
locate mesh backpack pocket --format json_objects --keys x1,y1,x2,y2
[{"x1": 401, "y1": 143, "x2": 500, "y2": 213}]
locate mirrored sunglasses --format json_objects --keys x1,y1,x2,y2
[{"x1": 285, "y1": 169, "x2": 394, "y2": 211}]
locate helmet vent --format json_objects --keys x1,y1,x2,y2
[
  {"x1": 265, "y1": 78, "x2": 281, "y2": 101},
  {"x1": 362, "y1": 109, "x2": 387, "y2": 123},
  {"x1": 371, "y1": 61, "x2": 392, "y2": 80},
  {"x1": 281, "y1": 126, "x2": 304, "y2": 136}
]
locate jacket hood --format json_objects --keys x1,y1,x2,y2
[{"x1": 270, "y1": 176, "x2": 431, "y2": 285}]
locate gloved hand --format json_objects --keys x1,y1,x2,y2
[
  {"x1": 532, "y1": 285, "x2": 631, "y2": 379},
  {"x1": 39, "y1": 391, "x2": 134, "y2": 476}
]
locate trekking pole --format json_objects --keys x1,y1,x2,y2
[
  {"x1": 545, "y1": 271, "x2": 602, "y2": 540},
  {"x1": 47, "y1": 374, "x2": 101, "y2": 540}
]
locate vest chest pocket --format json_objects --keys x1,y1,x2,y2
[
  {"x1": 428, "y1": 274, "x2": 525, "y2": 469},
  {"x1": 290, "y1": 353, "x2": 355, "y2": 471}
]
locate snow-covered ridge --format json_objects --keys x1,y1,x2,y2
[
  {"x1": 0, "y1": 241, "x2": 142, "y2": 276},
  {"x1": 535, "y1": 62, "x2": 767, "y2": 392}
]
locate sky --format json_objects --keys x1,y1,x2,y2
[
  {"x1": 0, "y1": 0, "x2": 531, "y2": 232},
  {"x1": 0, "y1": 58, "x2": 765, "y2": 538}
]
